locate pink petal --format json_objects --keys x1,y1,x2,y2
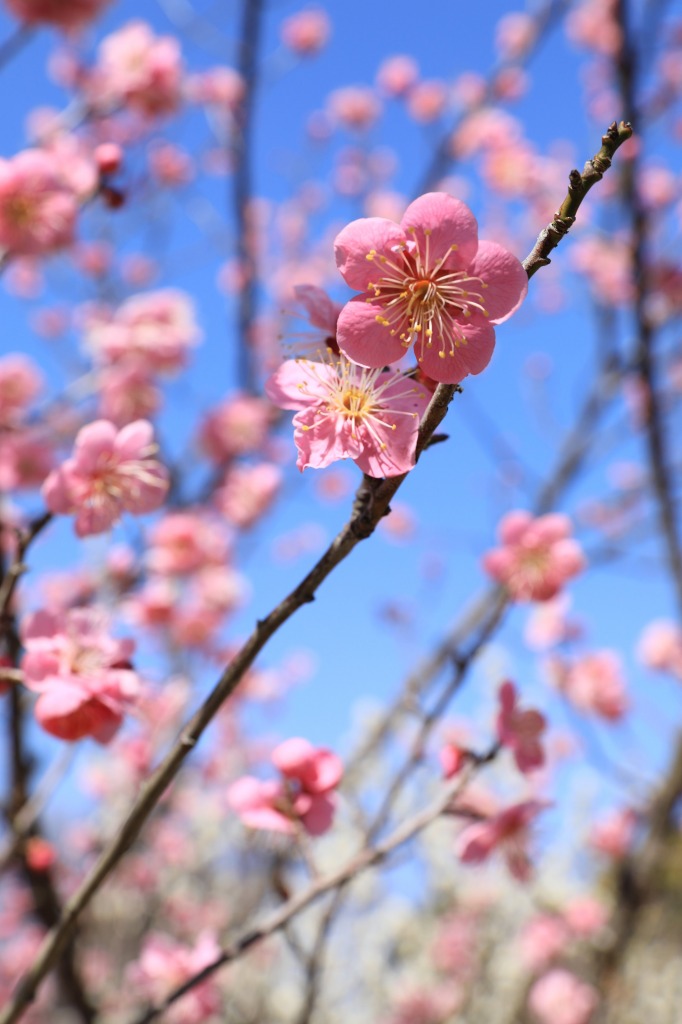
[
  {"x1": 272, "y1": 737, "x2": 316, "y2": 776},
  {"x1": 530, "y1": 513, "x2": 572, "y2": 544},
  {"x1": 353, "y1": 411, "x2": 421, "y2": 478},
  {"x1": 334, "y1": 217, "x2": 407, "y2": 291},
  {"x1": 550, "y1": 539, "x2": 587, "y2": 578},
  {"x1": 42, "y1": 466, "x2": 75, "y2": 514},
  {"x1": 293, "y1": 284, "x2": 339, "y2": 332},
  {"x1": 114, "y1": 419, "x2": 155, "y2": 460},
  {"x1": 467, "y1": 240, "x2": 528, "y2": 323},
  {"x1": 459, "y1": 822, "x2": 496, "y2": 864},
  {"x1": 265, "y1": 359, "x2": 339, "y2": 410},
  {"x1": 498, "y1": 510, "x2": 533, "y2": 544},
  {"x1": 292, "y1": 409, "x2": 351, "y2": 471},
  {"x1": 336, "y1": 296, "x2": 407, "y2": 368},
  {"x1": 72, "y1": 421, "x2": 117, "y2": 471},
  {"x1": 498, "y1": 681, "x2": 517, "y2": 715},
  {"x1": 400, "y1": 193, "x2": 479, "y2": 271},
  {"x1": 417, "y1": 316, "x2": 496, "y2": 384},
  {"x1": 300, "y1": 793, "x2": 336, "y2": 835},
  {"x1": 481, "y1": 548, "x2": 516, "y2": 582}
]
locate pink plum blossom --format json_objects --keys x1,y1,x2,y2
[
  {"x1": 482, "y1": 510, "x2": 586, "y2": 601},
  {"x1": 42, "y1": 419, "x2": 169, "y2": 537},
  {"x1": 4, "y1": 0, "x2": 109, "y2": 29},
  {"x1": 0, "y1": 149, "x2": 78, "y2": 256},
  {"x1": 524, "y1": 595, "x2": 583, "y2": 651},
  {"x1": 458, "y1": 799, "x2": 548, "y2": 881},
  {"x1": 327, "y1": 87, "x2": 382, "y2": 131},
  {"x1": 286, "y1": 283, "x2": 342, "y2": 357},
  {"x1": 528, "y1": 968, "x2": 599, "y2": 1024},
  {"x1": 265, "y1": 355, "x2": 431, "y2": 477},
  {"x1": 281, "y1": 8, "x2": 331, "y2": 55},
  {"x1": 20, "y1": 607, "x2": 139, "y2": 743},
  {"x1": 563, "y1": 896, "x2": 609, "y2": 938},
  {"x1": 440, "y1": 742, "x2": 466, "y2": 778},
  {"x1": 334, "y1": 192, "x2": 527, "y2": 384},
  {"x1": 98, "y1": 365, "x2": 161, "y2": 427},
  {"x1": 496, "y1": 681, "x2": 546, "y2": 773},
  {"x1": 590, "y1": 807, "x2": 636, "y2": 858},
  {"x1": 146, "y1": 513, "x2": 230, "y2": 575},
  {"x1": 0, "y1": 428, "x2": 54, "y2": 491},
  {"x1": 199, "y1": 393, "x2": 273, "y2": 462},
  {"x1": 215, "y1": 462, "x2": 282, "y2": 529},
  {"x1": 82, "y1": 290, "x2": 200, "y2": 374},
  {"x1": 0, "y1": 354, "x2": 43, "y2": 427},
  {"x1": 495, "y1": 12, "x2": 537, "y2": 59},
  {"x1": 519, "y1": 914, "x2": 570, "y2": 971},
  {"x1": 272, "y1": 737, "x2": 343, "y2": 794},
  {"x1": 228, "y1": 738, "x2": 343, "y2": 837},
  {"x1": 637, "y1": 619, "x2": 682, "y2": 680},
  {"x1": 129, "y1": 932, "x2": 221, "y2": 1024},
  {"x1": 185, "y1": 66, "x2": 245, "y2": 112},
  {"x1": 376, "y1": 55, "x2": 420, "y2": 98},
  {"x1": 92, "y1": 21, "x2": 183, "y2": 119},
  {"x1": 406, "y1": 81, "x2": 448, "y2": 123},
  {"x1": 550, "y1": 651, "x2": 629, "y2": 721}
]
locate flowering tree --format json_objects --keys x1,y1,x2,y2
[{"x1": 0, "y1": 2, "x2": 681, "y2": 1023}]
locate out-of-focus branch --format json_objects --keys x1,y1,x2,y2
[
  {"x1": 523, "y1": 120, "x2": 633, "y2": 279},
  {"x1": 233, "y1": 0, "x2": 265, "y2": 394},
  {"x1": 130, "y1": 749, "x2": 499, "y2": 1024},
  {"x1": 0, "y1": 23, "x2": 33, "y2": 71}
]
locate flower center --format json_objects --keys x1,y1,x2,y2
[
  {"x1": 340, "y1": 385, "x2": 373, "y2": 420},
  {"x1": 365, "y1": 237, "x2": 490, "y2": 362}
]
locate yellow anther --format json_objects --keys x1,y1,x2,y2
[
  {"x1": 482, "y1": 309, "x2": 489, "y2": 317},
  {"x1": 450, "y1": 243, "x2": 458, "y2": 251},
  {"x1": 438, "y1": 351, "x2": 445, "y2": 358}
]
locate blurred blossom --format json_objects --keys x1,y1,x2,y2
[
  {"x1": 638, "y1": 620, "x2": 682, "y2": 680},
  {"x1": 327, "y1": 86, "x2": 382, "y2": 131},
  {"x1": 281, "y1": 8, "x2": 331, "y2": 55},
  {"x1": 528, "y1": 968, "x2": 599, "y2": 1024},
  {"x1": 482, "y1": 511, "x2": 586, "y2": 602},
  {"x1": 548, "y1": 651, "x2": 629, "y2": 721},
  {"x1": 376, "y1": 54, "x2": 419, "y2": 97},
  {"x1": 495, "y1": 11, "x2": 536, "y2": 59},
  {"x1": 406, "y1": 80, "x2": 448, "y2": 122}
]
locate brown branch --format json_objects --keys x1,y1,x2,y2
[
  {"x1": 233, "y1": 0, "x2": 265, "y2": 394},
  {"x1": 523, "y1": 120, "x2": 633, "y2": 279}
]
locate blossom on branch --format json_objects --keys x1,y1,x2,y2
[
  {"x1": 21, "y1": 607, "x2": 139, "y2": 743},
  {"x1": 333, "y1": 192, "x2": 527, "y2": 384},
  {"x1": 265, "y1": 353, "x2": 431, "y2": 476},
  {"x1": 0, "y1": 150, "x2": 78, "y2": 256},
  {"x1": 43, "y1": 419, "x2": 169, "y2": 536},
  {"x1": 458, "y1": 799, "x2": 548, "y2": 881},
  {"x1": 496, "y1": 681, "x2": 546, "y2": 773},
  {"x1": 482, "y1": 510, "x2": 586, "y2": 601},
  {"x1": 227, "y1": 737, "x2": 343, "y2": 837}
]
